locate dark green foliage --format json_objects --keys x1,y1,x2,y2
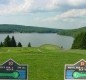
[
  {"x1": 0, "y1": 42, "x2": 3, "y2": 47},
  {"x1": 3, "y1": 35, "x2": 11, "y2": 47},
  {"x1": 0, "y1": 35, "x2": 32, "y2": 47},
  {"x1": 57, "y1": 27, "x2": 86, "y2": 37},
  {"x1": 28, "y1": 42, "x2": 31, "y2": 47},
  {"x1": 0, "y1": 24, "x2": 86, "y2": 37},
  {"x1": 72, "y1": 32, "x2": 86, "y2": 49},
  {"x1": 17, "y1": 42, "x2": 22, "y2": 47},
  {"x1": 10, "y1": 36, "x2": 17, "y2": 47},
  {"x1": 2, "y1": 35, "x2": 17, "y2": 47},
  {"x1": 0, "y1": 24, "x2": 59, "y2": 33}
]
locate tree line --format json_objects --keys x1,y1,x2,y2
[
  {"x1": 0, "y1": 35, "x2": 31, "y2": 47},
  {"x1": 72, "y1": 32, "x2": 86, "y2": 49},
  {"x1": 0, "y1": 24, "x2": 58, "y2": 33}
]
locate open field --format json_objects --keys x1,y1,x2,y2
[{"x1": 0, "y1": 44, "x2": 86, "y2": 80}]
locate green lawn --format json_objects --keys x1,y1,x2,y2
[{"x1": 0, "y1": 44, "x2": 86, "y2": 80}]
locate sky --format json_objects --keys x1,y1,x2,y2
[{"x1": 0, "y1": 0, "x2": 86, "y2": 29}]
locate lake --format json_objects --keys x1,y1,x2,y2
[{"x1": 0, "y1": 33, "x2": 74, "y2": 49}]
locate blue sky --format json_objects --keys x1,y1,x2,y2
[{"x1": 0, "y1": 0, "x2": 86, "y2": 29}]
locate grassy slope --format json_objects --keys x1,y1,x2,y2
[{"x1": 0, "y1": 45, "x2": 86, "y2": 80}]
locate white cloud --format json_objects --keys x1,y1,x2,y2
[
  {"x1": 56, "y1": 9, "x2": 86, "y2": 19},
  {"x1": 45, "y1": 0, "x2": 63, "y2": 10},
  {"x1": 0, "y1": 0, "x2": 86, "y2": 15},
  {"x1": 0, "y1": 0, "x2": 33, "y2": 15},
  {"x1": 28, "y1": 0, "x2": 86, "y2": 22},
  {"x1": 30, "y1": 0, "x2": 68, "y2": 12},
  {"x1": 45, "y1": 0, "x2": 58, "y2": 10},
  {"x1": 28, "y1": 0, "x2": 86, "y2": 13},
  {"x1": 43, "y1": 9, "x2": 86, "y2": 22},
  {"x1": 49, "y1": 0, "x2": 86, "y2": 7},
  {"x1": 68, "y1": 0, "x2": 86, "y2": 6}
]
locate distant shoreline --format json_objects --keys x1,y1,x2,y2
[
  {"x1": 0, "y1": 24, "x2": 85, "y2": 37},
  {"x1": 0, "y1": 32, "x2": 57, "y2": 34}
]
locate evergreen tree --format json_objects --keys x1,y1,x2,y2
[
  {"x1": 0, "y1": 42, "x2": 3, "y2": 47},
  {"x1": 3, "y1": 35, "x2": 11, "y2": 47},
  {"x1": 28, "y1": 42, "x2": 31, "y2": 47},
  {"x1": 10, "y1": 36, "x2": 16, "y2": 47},
  {"x1": 17, "y1": 42, "x2": 22, "y2": 47},
  {"x1": 72, "y1": 32, "x2": 86, "y2": 49}
]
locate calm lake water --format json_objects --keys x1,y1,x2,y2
[{"x1": 0, "y1": 33, "x2": 74, "y2": 49}]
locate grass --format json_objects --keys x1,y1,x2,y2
[{"x1": 0, "y1": 44, "x2": 86, "y2": 80}]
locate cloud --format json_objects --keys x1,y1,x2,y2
[
  {"x1": 30, "y1": 0, "x2": 68, "y2": 12},
  {"x1": 0, "y1": 0, "x2": 86, "y2": 15},
  {"x1": 68, "y1": 0, "x2": 86, "y2": 6},
  {"x1": 41, "y1": 0, "x2": 86, "y2": 22},
  {"x1": 0, "y1": 0, "x2": 33, "y2": 15},
  {"x1": 30, "y1": 0, "x2": 57, "y2": 12},
  {"x1": 45, "y1": 0, "x2": 65, "y2": 10},
  {"x1": 43, "y1": 9, "x2": 86, "y2": 22},
  {"x1": 30, "y1": 0, "x2": 86, "y2": 13},
  {"x1": 56, "y1": 9, "x2": 86, "y2": 19}
]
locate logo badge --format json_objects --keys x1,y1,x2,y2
[
  {"x1": 0, "y1": 59, "x2": 28, "y2": 80},
  {"x1": 64, "y1": 59, "x2": 86, "y2": 80}
]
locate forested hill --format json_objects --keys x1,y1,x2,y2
[
  {"x1": 0, "y1": 24, "x2": 86, "y2": 37},
  {"x1": 0, "y1": 24, "x2": 60, "y2": 33},
  {"x1": 57, "y1": 26, "x2": 86, "y2": 37}
]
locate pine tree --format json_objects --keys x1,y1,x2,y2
[
  {"x1": 28, "y1": 42, "x2": 31, "y2": 47},
  {"x1": 10, "y1": 36, "x2": 16, "y2": 47},
  {"x1": 18, "y1": 42, "x2": 22, "y2": 47},
  {"x1": 3, "y1": 35, "x2": 11, "y2": 47},
  {"x1": 0, "y1": 42, "x2": 3, "y2": 47}
]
